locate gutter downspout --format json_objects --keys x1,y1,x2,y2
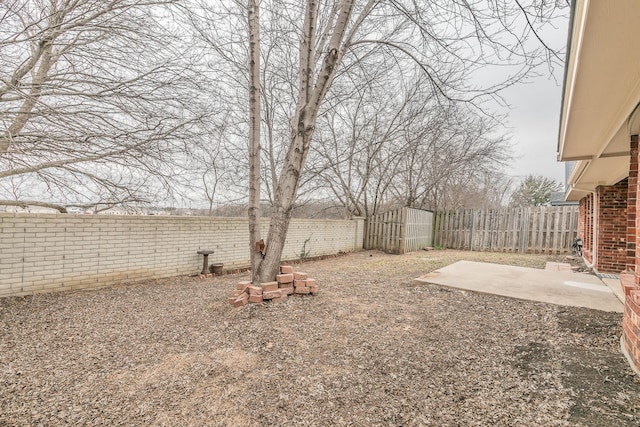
[{"x1": 592, "y1": 189, "x2": 598, "y2": 271}]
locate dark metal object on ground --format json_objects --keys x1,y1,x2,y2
[
  {"x1": 210, "y1": 263, "x2": 224, "y2": 275},
  {"x1": 572, "y1": 238, "x2": 583, "y2": 256}
]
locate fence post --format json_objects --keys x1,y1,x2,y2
[
  {"x1": 364, "y1": 217, "x2": 370, "y2": 250},
  {"x1": 353, "y1": 217, "x2": 365, "y2": 250},
  {"x1": 399, "y1": 207, "x2": 408, "y2": 254},
  {"x1": 470, "y1": 209, "x2": 476, "y2": 251},
  {"x1": 433, "y1": 212, "x2": 438, "y2": 247}
]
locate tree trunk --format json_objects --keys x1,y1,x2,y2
[
  {"x1": 250, "y1": 0, "x2": 356, "y2": 282},
  {"x1": 247, "y1": 0, "x2": 262, "y2": 284},
  {"x1": 257, "y1": 131, "x2": 313, "y2": 282}
]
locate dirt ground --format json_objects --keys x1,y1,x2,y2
[{"x1": 1, "y1": 249, "x2": 639, "y2": 426}]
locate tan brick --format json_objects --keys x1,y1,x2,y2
[
  {"x1": 249, "y1": 294, "x2": 263, "y2": 303},
  {"x1": 263, "y1": 290, "x2": 282, "y2": 300},
  {"x1": 261, "y1": 281, "x2": 278, "y2": 292},
  {"x1": 280, "y1": 287, "x2": 294, "y2": 295},
  {"x1": 236, "y1": 280, "x2": 251, "y2": 291},
  {"x1": 229, "y1": 293, "x2": 248, "y2": 307},
  {"x1": 293, "y1": 272, "x2": 308, "y2": 280},
  {"x1": 294, "y1": 286, "x2": 310, "y2": 294},
  {"x1": 306, "y1": 278, "x2": 317, "y2": 287},
  {"x1": 247, "y1": 285, "x2": 263, "y2": 295},
  {"x1": 231, "y1": 289, "x2": 244, "y2": 297},
  {"x1": 271, "y1": 295, "x2": 288, "y2": 303},
  {"x1": 294, "y1": 279, "x2": 307, "y2": 288},
  {"x1": 309, "y1": 285, "x2": 319, "y2": 295},
  {"x1": 280, "y1": 265, "x2": 294, "y2": 274},
  {"x1": 276, "y1": 273, "x2": 293, "y2": 284},
  {"x1": 230, "y1": 298, "x2": 248, "y2": 308}
]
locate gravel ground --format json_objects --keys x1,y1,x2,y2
[{"x1": 1, "y1": 249, "x2": 639, "y2": 426}]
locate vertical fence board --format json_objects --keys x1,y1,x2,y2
[
  {"x1": 433, "y1": 206, "x2": 578, "y2": 254},
  {"x1": 537, "y1": 207, "x2": 545, "y2": 252},
  {"x1": 365, "y1": 208, "x2": 435, "y2": 254},
  {"x1": 529, "y1": 208, "x2": 537, "y2": 252},
  {"x1": 481, "y1": 210, "x2": 489, "y2": 251}
]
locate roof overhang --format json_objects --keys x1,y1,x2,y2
[{"x1": 558, "y1": 0, "x2": 640, "y2": 201}]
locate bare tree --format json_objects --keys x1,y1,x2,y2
[
  {"x1": 190, "y1": 120, "x2": 236, "y2": 216},
  {"x1": 241, "y1": 0, "x2": 567, "y2": 281},
  {"x1": 307, "y1": 70, "x2": 432, "y2": 217},
  {"x1": 247, "y1": 0, "x2": 263, "y2": 281},
  {"x1": 433, "y1": 171, "x2": 514, "y2": 210},
  {"x1": 308, "y1": 73, "x2": 512, "y2": 216},
  {"x1": 0, "y1": 0, "x2": 212, "y2": 212},
  {"x1": 399, "y1": 105, "x2": 511, "y2": 211},
  {"x1": 247, "y1": 0, "x2": 371, "y2": 281}
]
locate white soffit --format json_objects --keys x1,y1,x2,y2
[
  {"x1": 566, "y1": 187, "x2": 589, "y2": 202},
  {"x1": 558, "y1": 0, "x2": 640, "y2": 172},
  {"x1": 577, "y1": 157, "x2": 628, "y2": 187},
  {"x1": 565, "y1": 156, "x2": 629, "y2": 201}
]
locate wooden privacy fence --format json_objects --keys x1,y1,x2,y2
[
  {"x1": 434, "y1": 206, "x2": 579, "y2": 254},
  {"x1": 364, "y1": 207, "x2": 434, "y2": 254}
]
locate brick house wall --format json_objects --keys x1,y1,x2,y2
[
  {"x1": 577, "y1": 152, "x2": 640, "y2": 372},
  {"x1": 621, "y1": 273, "x2": 640, "y2": 373},
  {"x1": 627, "y1": 135, "x2": 640, "y2": 373},
  {"x1": 628, "y1": 136, "x2": 639, "y2": 271},
  {"x1": 596, "y1": 178, "x2": 629, "y2": 273}
]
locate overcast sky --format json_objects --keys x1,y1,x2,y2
[
  {"x1": 497, "y1": 16, "x2": 570, "y2": 186},
  {"x1": 501, "y1": 72, "x2": 566, "y2": 184}
]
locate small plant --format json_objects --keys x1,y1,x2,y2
[{"x1": 300, "y1": 236, "x2": 311, "y2": 260}]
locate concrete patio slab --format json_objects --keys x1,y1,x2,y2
[
  {"x1": 600, "y1": 277, "x2": 625, "y2": 304},
  {"x1": 544, "y1": 262, "x2": 573, "y2": 272},
  {"x1": 414, "y1": 260, "x2": 623, "y2": 312}
]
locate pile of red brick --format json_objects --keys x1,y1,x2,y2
[{"x1": 228, "y1": 265, "x2": 319, "y2": 307}]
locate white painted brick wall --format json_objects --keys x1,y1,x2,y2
[{"x1": 0, "y1": 214, "x2": 364, "y2": 297}]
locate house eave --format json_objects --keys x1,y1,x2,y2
[{"x1": 558, "y1": 0, "x2": 640, "y2": 196}]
